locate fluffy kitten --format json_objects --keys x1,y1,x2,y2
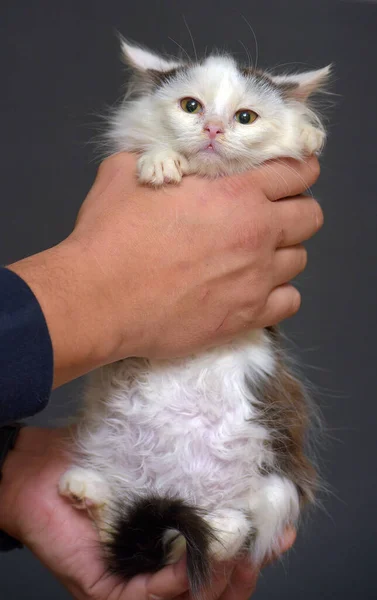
[{"x1": 59, "y1": 40, "x2": 329, "y2": 596}]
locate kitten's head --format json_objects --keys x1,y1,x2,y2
[{"x1": 113, "y1": 40, "x2": 331, "y2": 174}]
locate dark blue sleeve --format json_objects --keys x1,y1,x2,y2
[{"x1": 0, "y1": 267, "x2": 53, "y2": 424}]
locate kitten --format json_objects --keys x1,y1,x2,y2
[{"x1": 59, "y1": 39, "x2": 329, "y2": 596}]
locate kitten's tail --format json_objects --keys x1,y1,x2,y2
[{"x1": 104, "y1": 496, "x2": 214, "y2": 597}]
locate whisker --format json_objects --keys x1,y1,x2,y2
[
  {"x1": 271, "y1": 61, "x2": 314, "y2": 72},
  {"x1": 238, "y1": 39, "x2": 252, "y2": 68},
  {"x1": 168, "y1": 36, "x2": 192, "y2": 62},
  {"x1": 182, "y1": 15, "x2": 198, "y2": 62},
  {"x1": 241, "y1": 14, "x2": 259, "y2": 70}
]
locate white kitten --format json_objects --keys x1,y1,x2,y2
[{"x1": 60, "y1": 40, "x2": 330, "y2": 596}]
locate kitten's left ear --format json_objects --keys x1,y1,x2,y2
[
  {"x1": 271, "y1": 65, "x2": 332, "y2": 101},
  {"x1": 120, "y1": 38, "x2": 184, "y2": 73}
]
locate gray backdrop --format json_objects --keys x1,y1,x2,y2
[{"x1": 1, "y1": 0, "x2": 377, "y2": 598}]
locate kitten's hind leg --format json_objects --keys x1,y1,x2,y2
[
  {"x1": 206, "y1": 509, "x2": 250, "y2": 561},
  {"x1": 162, "y1": 509, "x2": 250, "y2": 566},
  {"x1": 59, "y1": 467, "x2": 110, "y2": 516},
  {"x1": 137, "y1": 149, "x2": 189, "y2": 186},
  {"x1": 248, "y1": 474, "x2": 300, "y2": 563}
]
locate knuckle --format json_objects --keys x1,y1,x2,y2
[
  {"x1": 253, "y1": 293, "x2": 268, "y2": 317},
  {"x1": 245, "y1": 290, "x2": 268, "y2": 323},
  {"x1": 218, "y1": 172, "x2": 252, "y2": 200},
  {"x1": 235, "y1": 307, "x2": 258, "y2": 330},
  {"x1": 231, "y1": 220, "x2": 270, "y2": 253},
  {"x1": 247, "y1": 218, "x2": 272, "y2": 252},
  {"x1": 275, "y1": 225, "x2": 285, "y2": 248},
  {"x1": 234, "y1": 223, "x2": 255, "y2": 251}
]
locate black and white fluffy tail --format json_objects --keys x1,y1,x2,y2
[{"x1": 105, "y1": 496, "x2": 214, "y2": 596}]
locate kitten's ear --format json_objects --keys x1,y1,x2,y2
[
  {"x1": 120, "y1": 38, "x2": 184, "y2": 73},
  {"x1": 271, "y1": 65, "x2": 332, "y2": 101}
]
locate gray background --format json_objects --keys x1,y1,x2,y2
[{"x1": 1, "y1": 0, "x2": 377, "y2": 598}]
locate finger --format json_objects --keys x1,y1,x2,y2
[
  {"x1": 255, "y1": 284, "x2": 301, "y2": 329},
  {"x1": 97, "y1": 152, "x2": 138, "y2": 181},
  {"x1": 150, "y1": 561, "x2": 234, "y2": 600},
  {"x1": 173, "y1": 562, "x2": 234, "y2": 600},
  {"x1": 274, "y1": 196, "x2": 324, "y2": 248},
  {"x1": 201, "y1": 562, "x2": 235, "y2": 599},
  {"x1": 253, "y1": 156, "x2": 320, "y2": 201},
  {"x1": 117, "y1": 574, "x2": 150, "y2": 600},
  {"x1": 217, "y1": 559, "x2": 258, "y2": 600},
  {"x1": 263, "y1": 526, "x2": 297, "y2": 567},
  {"x1": 272, "y1": 245, "x2": 307, "y2": 287},
  {"x1": 146, "y1": 557, "x2": 189, "y2": 599},
  {"x1": 279, "y1": 526, "x2": 297, "y2": 554}
]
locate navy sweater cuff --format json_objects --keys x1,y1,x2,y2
[{"x1": 0, "y1": 267, "x2": 53, "y2": 424}]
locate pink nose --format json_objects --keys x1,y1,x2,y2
[{"x1": 204, "y1": 124, "x2": 224, "y2": 139}]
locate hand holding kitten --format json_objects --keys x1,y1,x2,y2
[
  {"x1": 10, "y1": 152, "x2": 321, "y2": 388},
  {"x1": 0, "y1": 427, "x2": 295, "y2": 600}
]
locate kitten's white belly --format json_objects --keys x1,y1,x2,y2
[{"x1": 78, "y1": 330, "x2": 275, "y2": 511}]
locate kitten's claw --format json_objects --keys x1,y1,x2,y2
[
  {"x1": 138, "y1": 150, "x2": 189, "y2": 186},
  {"x1": 300, "y1": 124, "x2": 325, "y2": 155},
  {"x1": 59, "y1": 467, "x2": 109, "y2": 512}
]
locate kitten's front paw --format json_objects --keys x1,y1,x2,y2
[
  {"x1": 59, "y1": 467, "x2": 109, "y2": 512},
  {"x1": 137, "y1": 150, "x2": 189, "y2": 186},
  {"x1": 300, "y1": 124, "x2": 325, "y2": 155}
]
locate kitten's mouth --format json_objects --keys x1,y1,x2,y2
[
  {"x1": 196, "y1": 140, "x2": 223, "y2": 158},
  {"x1": 202, "y1": 142, "x2": 219, "y2": 154}
]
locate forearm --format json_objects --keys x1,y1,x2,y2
[{"x1": 8, "y1": 240, "x2": 116, "y2": 389}]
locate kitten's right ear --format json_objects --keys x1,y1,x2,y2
[
  {"x1": 271, "y1": 65, "x2": 332, "y2": 102},
  {"x1": 120, "y1": 38, "x2": 184, "y2": 73}
]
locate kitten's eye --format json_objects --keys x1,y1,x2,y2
[
  {"x1": 235, "y1": 109, "x2": 258, "y2": 125},
  {"x1": 180, "y1": 98, "x2": 203, "y2": 114}
]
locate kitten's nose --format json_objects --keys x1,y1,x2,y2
[{"x1": 204, "y1": 123, "x2": 224, "y2": 139}]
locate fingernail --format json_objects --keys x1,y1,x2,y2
[{"x1": 148, "y1": 595, "x2": 162, "y2": 600}]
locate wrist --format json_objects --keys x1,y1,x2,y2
[
  {"x1": 0, "y1": 426, "x2": 30, "y2": 540},
  {"x1": 0, "y1": 424, "x2": 25, "y2": 546},
  {"x1": 8, "y1": 240, "x2": 118, "y2": 388},
  {"x1": 0, "y1": 427, "x2": 66, "y2": 542}
]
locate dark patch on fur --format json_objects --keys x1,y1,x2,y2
[
  {"x1": 147, "y1": 66, "x2": 187, "y2": 87},
  {"x1": 241, "y1": 67, "x2": 299, "y2": 98},
  {"x1": 127, "y1": 66, "x2": 187, "y2": 100},
  {"x1": 276, "y1": 81, "x2": 300, "y2": 96},
  {"x1": 249, "y1": 326, "x2": 317, "y2": 505},
  {"x1": 242, "y1": 66, "x2": 273, "y2": 84},
  {"x1": 105, "y1": 496, "x2": 214, "y2": 597}
]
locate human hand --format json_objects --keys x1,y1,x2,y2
[
  {"x1": 9, "y1": 153, "x2": 322, "y2": 387},
  {"x1": 0, "y1": 427, "x2": 295, "y2": 600}
]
